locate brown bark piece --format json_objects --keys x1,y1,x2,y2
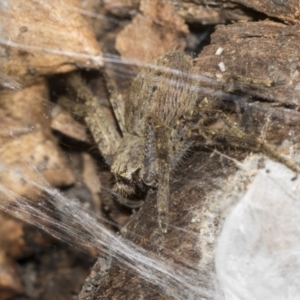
[
  {"x1": 235, "y1": 0, "x2": 300, "y2": 24},
  {"x1": 176, "y1": 1, "x2": 254, "y2": 24},
  {"x1": 0, "y1": 129, "x2": 74, "y2": 197},
  {"x1": 116, "y1": 0, "x2": 188, "y2": 63},
  {"x1": 0, "y1": 83, "x2": 75, "y2": 201},
  {"x1": 0, "y1": 251, "x2": 23, "y2": 300},
  {"x1": 0, "y1": 215, "x2": 28, "y2": 259},
  {"x1": 0, "y1": 212, "x2": 54, "y2": 260},
  {"x1": 51, "y1": 108, "x2": 90, "y2": 143},
  {"x1": 182, "y1": 0, "x2": 300, "y2": 24},
  {"x1": 0, "y1": 0, "x2": 103, "y2": 88},
  {"x1": 103, "y1": 0, "x2": 139, "y2": 16},
  {"x1": 0, "y1": 82, "x2": 81, "y2": 298},
  {"x1": 196, "y1": 21, "x2": 300, "y2": 107}
]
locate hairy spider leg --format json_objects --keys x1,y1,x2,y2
[
  {"x1": 66, "y1": 73, "x2": 121, "y2": 165},
  {"x1": 192, "y1": 104, "x2": 300, "y2": 175},
  {"x1": 102, "y1": 61, "x2": 126, "y2": 134},
  {"x1": 144, "y1": 115, "x2": 171, "y2": 233}
]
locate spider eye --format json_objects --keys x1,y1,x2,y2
[
  {"x1": 142, "y1": 172, "x2": 156, "y2": 187},
  {"x1": 152, "y1": 86, "x2": 157, "y2": 93}
]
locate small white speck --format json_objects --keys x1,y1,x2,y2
[
  {"x1": 215, "y1": 47, "x2": 223, "y2": 55},
  {"x1": 218, "y1": 62, "x2": 226, "y2": 72}
]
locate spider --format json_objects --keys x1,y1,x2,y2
[{"x1": 64, "y1": 51, "x2": 300, "y2": 233}]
